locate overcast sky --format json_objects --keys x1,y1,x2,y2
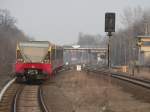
[{"x1": 0, "y1": 0, "x2": 150, "y2": 45}]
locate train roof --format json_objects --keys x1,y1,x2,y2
[
  {"x1": 18, "y1": 41, "x2": 62, "y2": 48},
  {"x1": 19, "y1": 41, "x2": 50, "y2": 44},
  {"x1": 18, "y1": 41, "x2": 50, "y2": 48}
]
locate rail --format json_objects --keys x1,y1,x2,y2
[
  {"x1": 0, "y1": 77, "x2": 16, "y2": 102},
  {"x1": 13, "y1": 85, "x2": 49, "y2": 112},
  {"x1": 84, "y1": 66, "x2": 150, "y2": 89}
]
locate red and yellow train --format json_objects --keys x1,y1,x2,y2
[{"x1": 15, "y1": 41, "x2": 63, "y2": 82}]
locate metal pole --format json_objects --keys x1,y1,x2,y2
[
  {"x1": 108, "y1": 38, "x2": 110, "y2": 68},
  {"x1": 108, "y1": 32, "x2": 111, "y2": 69}
]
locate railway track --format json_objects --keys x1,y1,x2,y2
[
  {"x1": 84, "y1": 65, "x2": 150, "y2": 89},
  {"x1": 0, "y1": 80, "x2": 48, "y2": 112}
]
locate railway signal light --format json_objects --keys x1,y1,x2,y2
[
  {"x1": 105, "y1": 13, "x2": 116, "y2": 33},
  {"x1": 105, "y1": 12, "x2": 116, "y2": 69}
]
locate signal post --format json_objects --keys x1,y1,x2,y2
[{"x1": 105, "y1": 12, "x2": 116, "y2": 69}]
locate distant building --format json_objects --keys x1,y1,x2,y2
[{"x1": 137, "y1": 35, "x2": 150, "y2": 65}]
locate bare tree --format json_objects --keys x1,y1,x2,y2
[
  {"x1": 77, "y1": 32, "x2": 106, "y2": 48},
  {"x1": 0, "y1": 9, "x2": 29, "y2": 74},
  {"x1": 111, "y1": 7, "x2": 147, "y2": 66}
]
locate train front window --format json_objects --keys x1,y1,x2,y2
[{"x1": 19, "y1": 42, "x2": 50, "y2": 63}]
